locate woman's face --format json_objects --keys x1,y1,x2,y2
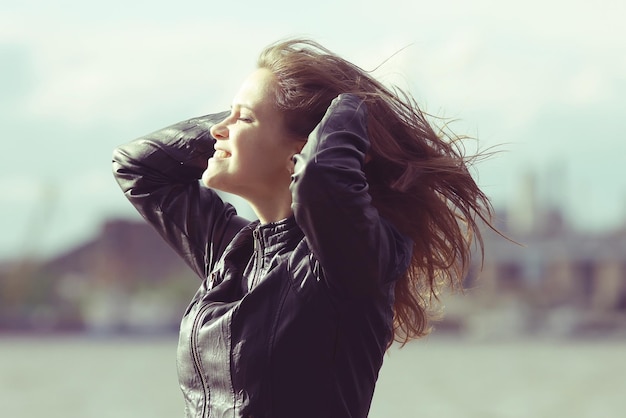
[{"x1": 202, "y1": 68, "x2": 302, "y2": 201}]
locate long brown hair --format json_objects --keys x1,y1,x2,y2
[{"x1": 258, "y1": 39, "x2": 494, "y2": 344}]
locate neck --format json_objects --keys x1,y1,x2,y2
[{"x1": 247, "y1": 189, "x2": 294, "y2": 225}]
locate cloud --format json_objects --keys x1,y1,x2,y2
[
  {"x1": 9, "y1": 23, "x2": 242, "y2": 127},
  {"x1": 563, "y1": 66, "x2": 613, "y2": 107},
  {"x1": 1, "y1": 0, "x2": 626, "y2": 261}
]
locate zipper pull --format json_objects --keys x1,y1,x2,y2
[{"x1": 252, "y1": 229, "x2": 259, "y2": 251}]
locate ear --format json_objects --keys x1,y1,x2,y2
[{"x1": 286, "y1": 139, "x2": 307, "y2": 174}]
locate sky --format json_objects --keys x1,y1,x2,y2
[{"x1": 1, "y1": 0, "x2": 625, "y2": 261}]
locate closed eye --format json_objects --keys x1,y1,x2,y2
[{"x1": 231, "y1": 103, "x2": 256, "y2": 123}]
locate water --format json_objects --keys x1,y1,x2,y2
[
  {"x1": 371, "y1": 338, "x2": 626, "y2": 418},
  {"x1": 1, "y1": 336, "x2": 624, "y2": 417}
]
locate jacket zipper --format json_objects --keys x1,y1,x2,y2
[
  {"x1": 251, "y1": 229, "x2": 265, "y2": 290},
  {"x1": 191, "y1": 301, "x2": 211, "y2": 417}
]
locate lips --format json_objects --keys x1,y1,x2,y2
[{"x1": 213, "y1": 150, "x2": 232, "y2": 159}]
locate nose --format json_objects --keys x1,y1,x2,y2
[{"x1": 210, "y1": 120, "x2": 229, "y2": 140}]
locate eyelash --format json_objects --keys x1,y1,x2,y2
[{"x1": 237, "y1": 117, "x2": 253, "y2": 123}]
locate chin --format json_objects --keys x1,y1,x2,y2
[
  {"x1": 202, "y1": 170, "x2": 232, "y2": 195},
  {"x1": 201, "y1": 170, "x2": 219, "y2": 189}
]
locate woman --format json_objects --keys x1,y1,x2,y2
[{"x1": 112, "y1": 39, "x2": 493, "y2": 417}]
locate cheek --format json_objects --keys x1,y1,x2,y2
[
  {"x1": 238, "y1": 142, "x2": 279, "y2": 167},
  {"x1": 232, "y1": 131, "x2": 292, "y2": 175}
]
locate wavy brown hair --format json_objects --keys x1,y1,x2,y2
[{"x1": 258, "y1": 38, "x2": 495, "y2": 344}]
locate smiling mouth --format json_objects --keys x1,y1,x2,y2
[{"x1": 214, "y1": 150, "x2": 231, "y2": 159}]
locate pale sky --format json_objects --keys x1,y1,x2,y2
[{"x1": 1, "y1": 0, "x2": 625, "y2": 261}]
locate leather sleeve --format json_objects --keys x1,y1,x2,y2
[
  {"x1": 290, "y1": 94, "x2": 412, "y2": 295},
  {"x1": 112, "y1": 112, "x2": 250, "y2": 280}
]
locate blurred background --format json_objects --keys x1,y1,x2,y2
[{"x1": 1, "y1": 1, "x2": 625, "y2": 417}]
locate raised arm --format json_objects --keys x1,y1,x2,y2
[
  {"x1": 112, "y1": 112, "x2": 249, "y2": 279},
  {"x1": 290, "y1": 94, "x2": 412, "y2": 295}
]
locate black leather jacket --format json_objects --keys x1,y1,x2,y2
[{"x1": 112, "y1": 94, "x2": 413, "y2": 417}]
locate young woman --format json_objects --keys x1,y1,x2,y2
[{"x1": 113, "y1": 38, "x2": 493, "y2": 417}]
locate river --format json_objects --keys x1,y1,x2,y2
[{"x1": 1, "y1": 336, "x2": 624, "y2": 417}]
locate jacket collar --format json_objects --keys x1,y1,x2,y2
[{"x1": 252, "y1": 215, "x2": 303, "y2": 255}]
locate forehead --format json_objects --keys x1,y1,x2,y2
[{"x1": 233, "y1": 68, "x2": 276, "y2": 111}]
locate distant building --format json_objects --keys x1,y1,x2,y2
[
  {"x1": 0, "y1": 219, "x2": 197, "y2": 333},
  {"x1": 469, "y1": 209, "x2": 626, "y2": 338}
]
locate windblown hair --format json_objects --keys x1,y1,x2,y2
[{"x1": 258, "y1": 39, "x2": 494, "y2": 345}]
